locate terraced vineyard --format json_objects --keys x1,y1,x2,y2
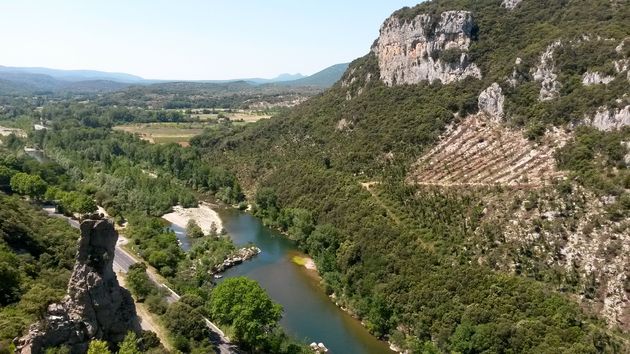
[{"x1": 410, "y1": 115, "x2": 568, "y2": 188}]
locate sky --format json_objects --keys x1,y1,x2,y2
[{"x1": 0, "y1": 1, "x2": 420, "y2": 80}]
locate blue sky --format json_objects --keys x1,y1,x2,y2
[{"x1": 0, "y1": 1, "x2": 420, "y2": 80}]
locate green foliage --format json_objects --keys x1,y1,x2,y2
[
  {"x1": 126, "y1": 263, "x2": 157, "y2": 302},
  {"x1": 0, "y1": 166, "x2": 17, "y2": 188},
  {"x1": 18, "y1": 283, "x2": 64, "y2": 318},
  {"x1": 209, "y1": 277, "x2": 282, "y2": 350},
  {"x1": 164, "y1": 302, "x2": 208, "y2": 341},
  {"x1": 10, "y1": 172, "x2": 47, "y2": 199},
  {"x1": 2, "y1": 1, "x2": 628, "y2": 352},
  {"x1": 438, "y1": 48, "x2": 463, "y2": 64},
  {"x1": 186, "y1": 220, "x2": 204, "y2": 239},
  {"x1": 117, "y1": 331, "x2": 141, "y2": 354},
  {"x1": 125, "y1": 216, "x2": 183, "y2": 276},
  {"x1": 556, "y1": 127, "x2": 629, "y2": 197},
  {"x1": 0, "y1": 193, "x2": 76, "y2": 339},
  {"x1": 87, "y1": 340, "x2": 111, "y2": 354},
  {"x1": 0, "y1": 246, "x2": 21, "y2": 306},
  {"x1": 139, "y1": 330, "x2": 161, "y2": 351}
]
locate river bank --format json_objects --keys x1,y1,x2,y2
[
  {"x1": 215, "y1": 207, "x2": 394, "y2": 354},
  {"x1": 162, "y1": 202, "x2": 223, "y2": 234},
  {"x1": 163, "y1": 200, "x2": 393, "y2": 353}
]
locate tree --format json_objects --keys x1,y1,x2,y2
[
  {"x1": 186, "y1": 220, "x2": 205, "y2": 238},
  {"x1": 164, "y1": 302, "x2": 208, "y2": 341},
  {"x1": 208, "y1": 277, "x2": 282, "y2": 349},
  {"x1": 126, "y1": 263, "x2": 155, "y2": 301},
  {"x1": 70, "y1": 193, "x2": 97, "y2": 215},
  {"x1": 9, "y1": 173, "x2": 47, "y2": 199},
  {"x1": 0, "y1": 166, "x2": 16, "y2": 188},
  {"x1": 19, "y1": 283, "x2": 63, "y2": 318},
  {"x1": 0, "y1": 247, "x2": 21, "y2": 306},
  {"x1": 86, "y1": 340, "x2": 111, "y2": 354},
  {"x1": 118, "y1": 332, "x2": 141, "y2": 354}
]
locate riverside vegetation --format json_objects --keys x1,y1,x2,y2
[
  {"x1": 0, "y1": 142, "x2": 306, "y2": 352},
  {"x1": 1, "y1": 0, "x2": 630, "y2": 353}
]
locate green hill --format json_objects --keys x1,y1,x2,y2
[
  {"x1": 283, "y1": 63, "x2": 350, "y2": 87},
  {"x1": 189, "y1": 0, "x2": 630, "y2": 352}
]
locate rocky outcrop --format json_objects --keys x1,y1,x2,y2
[
  {"x1": 501, "y1": 0, "x2": 523, "y2": 10},
  {"x1": 582, "y1": 71, "x2": 615, "y2": 86},
  {"x1": 533, "y1": 41, "x2": 562, "y2": 101},
  {"x1": 478, "y1": 83, "x2": 505, "y2": 122},
  {"x1": 588, "y1": 105, "x2": 630, "y2": 131},
  {"x1": 16, "y1": 217, "x2": 139, "y2": 354},
  {"x1": 372, "y1": 11, "x2": 481, "y2": 86},
  {"x1": 622, "y1": 141, "x2": 630, "y2": 166},
  {"x1": 212, "y1": 246, "x2": 261, "y2": 274}
]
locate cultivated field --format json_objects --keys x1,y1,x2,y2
[
  {"x1": 184, "y1": 108, "x2": 272, "y2": 123},
  {"x1": 113, "y1": 123, "x2": 207, "y2": 146}
]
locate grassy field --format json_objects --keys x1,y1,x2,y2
[
  {"x1": 113, "y1": 122, "x2": 208, "y2": 145},
  {"x1": 113, "y1": 109, "x2": 275, "y2": 145}
]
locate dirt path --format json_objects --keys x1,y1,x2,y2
[
  {"x1": 360, "y1": 182, "x2": 401, "y2": 225},
  {"x1": 117, "y1": 271, "x2": 173, "y2": 351}
]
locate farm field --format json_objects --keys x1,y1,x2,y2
[
  {"x1": 183, "y1": 108, "x2": 273, "y2": 122},
  {"x1": 113, "y1": 122, "x2": 208, "y2": 146}
]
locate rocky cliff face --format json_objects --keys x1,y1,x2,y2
[
  {"x1": 478, "y1": 83, "x2": 505, "y2": 122},
  {"x1": 372, "y1": 10, "x2": 481, "y2": 85},
  {"x1": 16, "y1": 217, "x2": 139, "y2": 354},
  {"x1": 501, "y1": 0, "x2": 523, "y2": 10},
  {"x1": 588, "y1": 105, "x2": 630, "y2": 131},
  {"x1": 533, "y1": 41, "x2": 562, "y2": 101}
]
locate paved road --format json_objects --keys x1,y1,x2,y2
[{"x1": 43, "y1": 207, "x2": 237, "y2": 354}]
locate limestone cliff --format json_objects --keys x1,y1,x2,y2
[
  {"x1": 533, "y1": 41, "x2": 562, "y2": 101},
  {"x1": 372, "y1": 10, "x2": 481, "y2": 85},
  {"x1": 501, "y1": 0, "x2": 523, "y2": 10},
  {"x1": 478, "y1": 83, "x2": 505, "y2": 122},
  {"x1": 16, "y1": 217, "x2": 139, "y2": 354},
  {"x1": 588, "y1": 104, "x2": 630, "y2": 131}
]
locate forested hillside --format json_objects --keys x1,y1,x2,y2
[
  {"x1": 1, "y1": 0, "x2": 628, "y2": 353},
  {"x1": 0, "y1": 193, "x2": 77, "y2": 352},
  {"x1": 186, "y1": 0, "x2": 630, "y2": 352}
]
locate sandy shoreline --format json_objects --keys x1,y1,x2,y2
[
  {"x1": 291, "y1": 255, "x2": 317, "y2": 271},
  {"x1": 162, "y1": 203, "x2": 223, "y2": 235}
]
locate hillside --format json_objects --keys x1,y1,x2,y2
[
  {"x1": 0, "y1": 71, "x2": 132, "y2": 95},
  {"x1": 0, "y1": 65, "x2": 144, "y2": 83},
  {"x1": 189, "y1": 0, "x2": 630, "y2": 352},
  {"x1": 283, "y1": 63, "x2": 350, "y2": 87}
]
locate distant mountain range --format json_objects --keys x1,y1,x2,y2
[
  {"x1": 0, "y1": 63, "x2": 349, "y2": 95},
  {"x1": 0, "y1": 66, "x2": 144, "y2": 83}
]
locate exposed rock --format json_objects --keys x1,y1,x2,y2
[
  {"x1": 212, "y1": 246, "x2": 261, "y2": 274},
  {"x1": 372, "y1": 11, "x2": 481, "y2": 86},
  {"x1": 582, "y1": 71, "x2": 615, "y2": 86},
  {"x1": 613, "y1": 59, "x2": 630, "y2": 82},
  {"x1": 616, "y1": 37, "x2": 629, "y2": 54},
  {"x1": 478, "y1": 83, "x2": 505, "y2": 122},
  {"x1": 588, "y1": 105, "x2": 630, "y2": 131},
  {"x1": 507, "y1": 57, "x2": 524, "y2": 87},
  {"x1": 336, "y1": 118, "x2": 350, "y2": 131},
  {"x1": 614, "y1": 59, "x2": 629, "y2": 73},
  {"x1": 16, "y1": 217, "x2": 139, "y2": 354},
  {"x1": 533, "y1": 41, "x2": 562, "y2": 101},
  {"x1": 501, "y1": 0, "x2": 523, "y2": 10},
  {"x1": 498, "y1": 186, "x2": 630, "y2": 329}
]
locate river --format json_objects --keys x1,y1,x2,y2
[{"x1": 174, "y1": 207, "x2": 394, "y2": 354}]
